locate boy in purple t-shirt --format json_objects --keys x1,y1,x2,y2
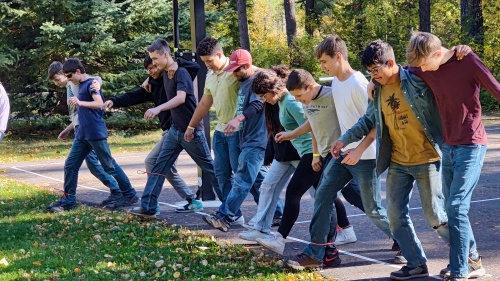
[{"x1": 406, "y1": 31, "x2": 500, "y2": 281}]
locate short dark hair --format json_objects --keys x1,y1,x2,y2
[
  {"x1": 47, "y1": 61, "x2": 63, "y2": 80},
  {"x1": 286, "y1": 69, "x2": 315, "y2": 91},
  {"x1": 314, "y1": 35, "x2": 348, "y2": 60},
  {"x1": 147, "y1": 38, "x2": 171, "y2": 55},
  {"x1": 143, "y1": 54, "x2": 153, "y2": 69},
  {"x1": 63, "y1": 58, "x2": 86, "y2": 74},
  {"x1": 196, "y1": 37, "x2": 223, "y2": 56},
  {"x1": 361, "y1": 40, "x2": 395, "y2": 68},
  {"x1": 252, "y1": 65, "x2": 290, "y2": 96}
]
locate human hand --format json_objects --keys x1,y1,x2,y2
[
  {"x1": 340, "y1": 149, "x2": 362, "y2": 165},
  {"x1": 167, "y1": 61, "x2": 179, "y2": 79},
  {"x1": 330, "y1": 140, "x2": 345, "y2": 158},
  {"x1": 68, "y1": 96, "x2": 80, "y2": 107},
  {"x1": 451, "y1": 45, "x2": 472, "y2": 60},
  {"x1": 311, "y1": 155, "x2": 323, "y2": 172},
  {"x1": 103, "y1": 100, "x2": 114, "y2": 110},
  {"x1": 58, "y1": 129, "x2": 70, "y2": 141},
  {"x1": 184, "y1": 128, "x2": 194, "y2": 142},
  {"x1": 144, "y1": 107, "x2": 160, "y2": 120},
  {"x1": 90, "y1": 79, "x2": 101, "y2": 91},
  {"x1": 275, "y1": 131, "x2": 292, "y2": 143},
  {"x1": 224, "y1": 118, "x2": 240, "y2": 136},
  {"x1": 141, "y1": 80, "x2": 151, "y2": 92}
]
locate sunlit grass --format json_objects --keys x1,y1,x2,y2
[{"x1": 0, "y1": 177, "x2": 333, "y2": 281}]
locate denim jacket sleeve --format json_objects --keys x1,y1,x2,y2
[{"x1": 338, "y1": 99, "x2": 376, "y2": 145}]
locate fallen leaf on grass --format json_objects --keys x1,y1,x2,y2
[
  {"x1": 173, "y1": 272, "x2": 180, "y2": 278},
  {"x1": 201, "y1": 260, "x2": 208, "y2": 266},
  {"x1": 33, "y1": 261, "x2": 41, "y2": 266},
  {"x1": 74, "y1": 268, "x2": 81, "y2": 273},
  {"x1": 104, "y1": 254, "x2": 113, "y2": 258},
  {"x1": 0, "y1": 258, "x2": 8, "y2": 266},
  {"x1": 155, "y1": 260, "x2": 164, "y2": 267}
]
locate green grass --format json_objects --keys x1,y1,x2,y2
[{"x1": 0, "y1": 177, "x2": 332, "y2": 281}]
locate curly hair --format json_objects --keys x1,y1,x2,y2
[{"x1": 251, "y1": 65, "x2": 290, "y2": 96}]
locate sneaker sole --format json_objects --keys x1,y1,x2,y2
[
  {"x1": 256, "y1": 239, "x2": 285, "y2": 255},
  {"x1": 286, "y1": 261, "x2": 322, "y2": 271},
  {"x1": 202, "y1": 216, "x2": 228, "y2": 232},
  {"x1": 335, "y1": 239, "x2": 357, "y2": 246},
  {"x1": 469, "y1": 267, "x2": 486, "y2": 278},
  {"x1": 390, "y1": 273, "x2": 429, "y2": 280},
  {"x1": 175, "y1": 208, "x2": 203, "y2": 213}
]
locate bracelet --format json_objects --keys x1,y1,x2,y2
[
  {"x1": 187, "y1": 126, "x2": 195, "y2": 130},
  {"x1": 313, "y1": 153, "x2": 321, "y2": 157}
]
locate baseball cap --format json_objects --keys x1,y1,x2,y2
[{"x1": 224, "y1": 49, "x2": 252, "y2": 72}]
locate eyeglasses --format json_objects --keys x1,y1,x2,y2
[
  {"x1": 146, "y1": 66, "x2": 157, "y2": 74},
  {"x1": 65, "y1": 73, "x2": 74, "y2": 79},
  {"x1": 233, "y1": 65, "x2": 245, "y2": 73},
  {"x1": 366, "y1": 62, "x2": 387, "y2": 76}
]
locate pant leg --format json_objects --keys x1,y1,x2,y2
[
  {"x1": 253, "y1": 160, "x2": 297, "y2": 233},
  {"x1": 386, "y1": 162, "x2": 427, "y2": 267},
  {"x1": 278, "y1": 153, "x2": 321, "y2": 238},
  {"x1": 141, "y1": 129, "x2": 184, "y2": 213},
  {"x1": 341, "y1": 179, "x2": 365, "y2": 212},
  {"x1": 413, "y1": 161, "x2": 449, "y2": 243},
  {"x1": 442, "y1": 144, "x2": 486, "y2": 277},
  {"x1": 303, "y1": 157, "x2": 351, "y2": 261},
  {"x1": 212, "y1": 130, "x2": 235, "y2": 203},
  {"x1": 84, "y1": 149, "x2": 121, "y2": 193},
  {"x1": 348, "y1": 157, "x2": 393, "y2": 239},
  {"x1": 62, "y1": 139, "x2": 93, "y2": 204},
  {"x1": 89, "y1": 139, "x2": 136, "y2": 198},
  {"x1": 217, "y1": 146, "x2": 265, "y2": 222}
]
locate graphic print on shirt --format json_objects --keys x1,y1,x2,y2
[
  {"x1": 385, "y1": 92, "x2": 408, "y2": 130},
  {"x1": 304, "y1": 105, "x2": 327, "y2": 117},
  {"x1": 235, "y1": 88, "x2": 245, "y2": 130}
]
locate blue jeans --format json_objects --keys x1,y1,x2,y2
[
  {"x1": 144, "y1": 129, "x2": 189, "y2": 193},
  {"x1": 386, "y1": 161, "x2": 450, "y2": 268},
  {"x1": 442, "y1": 144, "x2": 486, "y2": 277},
  {"x1": 74, "y1": 126, "x2": 120, "y2": 194},
  {"x1": 141, "y1": 127, "x2": 218, "y2": 213},
  {"x1": 304, "y1": 155, "x2": 392, "y2": 261},
  {"x1": 212, "y1": 130, "x2": 266, "y2": 216},
  {"x1": 252, "y1": 159, "x2": 297, "y2": 233},
  {"x1": 62, "y1": 138, "x2": 136, "y2": 204},
  {"x1": 216, "y1": 146, "x2": 265, "y2": 223}
]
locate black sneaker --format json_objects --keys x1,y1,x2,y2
[
  {"x1": 128, "y1": 206, "x2": 160, "y2": 218},
  {"x1": 101, "y1": 193, "x2": 123, "y2": 206},
  {"x1": 271, "y1": 216, "x2": 281, "y2": 227},
  {"x1": 323, "y1": 250, "x2": 342, "y2": 268},
  {"x1": 390, "y1": 264, "x2": 429, "y2": 280},
  {"x1": 114, "y1": 194, "x2": 139, "y2": 208},
  {"x1": 203, "y1": 214, "x2": 229, "y2": 232},
  {"x1": 286, "y1": 253, "x2": 322, "y2": 271},
  {"x1": 46, "y1": 201, "x2": 77, "y2": 213}
]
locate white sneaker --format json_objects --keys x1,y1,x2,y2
[
  {"x1": 238, "y1": 230, "x2": 272, "y2": 242},
  {"x1": 335, "y1": 225, "x2": 357, "y2": 245},
  {"x1": 231, "y1": 215, "x2": 245, "y2": 226},
  {"x1": 256, "y1": 232, "x2": 285, "y2": 255},
  {"x1": 246, "y1": 216, "x2": 257, "y2": 227}
]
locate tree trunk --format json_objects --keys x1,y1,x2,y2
[
  {"x1": 284, "y1": 0, "x2": 297, "y2": 47},
  {"x1": 460, "y1": 0, "x2": 484, "y2": 42},
  {"x1": 305, "y1": 0, "x2": 315, "y2": 35},
  {"x1": 419, "y1": 0, "x2": 431, "y2": 32},
  {"x1": 237, "y1": 0, "x2": 251, "y2": 51}
]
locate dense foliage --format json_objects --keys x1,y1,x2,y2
[{"x1": 1, "y1": 0, "x2": 499, "y2": 132}]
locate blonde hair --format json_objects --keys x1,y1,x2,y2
[{"x1": 406, "y1": 31, "x2": 442, "y2": 67}]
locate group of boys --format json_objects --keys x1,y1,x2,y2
[{"x1": 46, "y1": 31, "x2": 499, "y2": 281}]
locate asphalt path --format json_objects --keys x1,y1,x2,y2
[{"x1": 2, "y1": 126, "x2": 500, "y2": 281}]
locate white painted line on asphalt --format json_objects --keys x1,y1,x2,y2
[{"x1": 10, "y1": 166, "x2": 109, "y2": 193}]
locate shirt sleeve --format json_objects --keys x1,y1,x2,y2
[
  {"x1": 471, "y1": 53, "x2": 500, "y2": 102},
  {"x1": 0, "y1": 84, "x2": 10, "y2": 133},
  {"x1": 287, "y1": 99, "x2": 308, "y2": 126},
  {"x1": 175, "y1": 68, "x2": 194, "y2": 95}
]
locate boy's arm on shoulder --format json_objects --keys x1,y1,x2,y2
[
  {"x1": 111, "y1": 87, "x2": 152, "y2": 108},
  {"x1": 71, "y1": 90, "x2": 104, "y2": 109}
]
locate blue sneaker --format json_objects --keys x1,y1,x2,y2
[{"x1": 175, "y1": 200, "x2": 203, "y2": 213}]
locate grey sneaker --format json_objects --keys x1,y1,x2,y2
[
  {"x1": 238, "y1": 230, "x2": 272, "y2": 242},
  {"x1": 128, "y1": 206, "x2": 160, "y2": 218},
  {"x1": 394, "y1": 250, "x2": 407, "y2": 264},
  {"x1": 114, "y1": 194, "x2": 139, "y2": 208},
  {"x1": 46, "y1": 201, "x2": 77, "y2": 213},
  {"x1": 335, "y1": 225, "x2": 357, "y2": 245},
  {"x1": 443, "y1": 277, "x2": 468, "y2": 281},
  {"x1": 203, "y1": 214, "x2": 229, "y2": 232},
  {"x1": 440, "y1": 256, "x2": 485, "y2": 278},
  {"x1": 256, "y1": 232, "x2": 286, "y2": 255},
  {"x1": 101, "y1": 193, "x2": 123, "y2": 206},
  {"x1": 390, "y1": 263, "x2": 429, "y2": 280},
  {"x1": 175, "y1": 200, "x2": 203, "y2": 213}
]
